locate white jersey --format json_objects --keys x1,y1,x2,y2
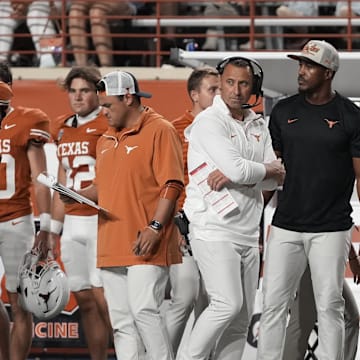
[{"x1": 183, "y1": 95, "x2": 277, "y2": 246}]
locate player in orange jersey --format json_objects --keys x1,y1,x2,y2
[
  {"x1": 0, "y1": 62, "x2": 51, "y2": 360},
  {"x1": 166, "y1": 67, "x2": 220, "y2": 356},
  {"x1": 49, "y1": 66, "x2": 111, "y2": 360}
]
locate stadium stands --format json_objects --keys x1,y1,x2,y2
[{"x1": 0, "y1": 0, "x2": 359, "y2": 68}]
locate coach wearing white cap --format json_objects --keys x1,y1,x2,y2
[
  {"x1": 68, "y1": 70, "x2": 184, "y2": 360},
  {"x1": 257, "y1": 40, "x2": 360, "y2": 359}
]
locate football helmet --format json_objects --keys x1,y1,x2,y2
[{"x1": 17, "y1": 250, "x2": 70, "y2": 320}]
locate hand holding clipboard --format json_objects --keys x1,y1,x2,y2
[{"x1": 37, "y1": 172, "x2": 116, "y2": 220}]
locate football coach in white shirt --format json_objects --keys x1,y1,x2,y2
[{"x1": 179, "y1": 56, "x2": 285, "y2": 360}]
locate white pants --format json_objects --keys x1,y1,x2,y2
[
  {"x1": 0, "y1": 1, "x2": 56, "y2": 61},
  {"x1": 0, "y1": 214, "x2": 34, "y2": 292},
  {"x1": 336, "y1": 1, "x2": 360, "y2": 16},
  {"x1": 282, "y1": 1, "x2": 318, "y2": 16},
  {"x1": 178, "y1": 238, "x2": 259, "y2": 360},
  {"x1": 257, "y1": 226, "x2": 352, "y2": 360},
  {"x1": 166, "y1": 256, "x2": 201, "y2": 355},
  {"x1": 283, "y1": 265, "x2": 359, "y2": 360},
  {"x1": 61, "y1": 214, "x2": 102, "y2": 291},
  {"x1": 101, "y1": 265, "x2": 174, "y2": 360}
]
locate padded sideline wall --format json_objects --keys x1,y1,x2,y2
[
  {"x1": 10, "y1": 67, "x2": 193, "y2": 121},
  {"x1": 12, "y1": 79, "x2": 192, "y2": 121},
  {"x1": 10, "y1": 67, "x2": 264, "y2": 121}
]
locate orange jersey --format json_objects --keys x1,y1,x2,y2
[
  {"x1": 171, "y1": 110, "x2": 194, "y2": 208},
  {"x1": 95, "y1": 107, "x2": 184, "y2": 267},
  {"x1": 51, "y1": 111, "x2": 108, "y2": 216},
  {"x1": 0, "y1": 106, "x2": 50, "y2": 221}
]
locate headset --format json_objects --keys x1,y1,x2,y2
[{"x1": 216, "y1": 56, "x2": 264, "y2": 109}]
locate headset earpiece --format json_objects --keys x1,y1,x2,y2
[{"x1": 216, "y1": 56, "x2": 264, "y2": 97}]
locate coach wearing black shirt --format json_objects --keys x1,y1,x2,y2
[{"x1": 257, "y1": 40, "x2": 360, "y2": 360}]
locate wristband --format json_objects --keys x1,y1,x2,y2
[
  {"x1": 39, "y1": 213, "x2": 51, "y2": 232},
  {"x1": 50, "y1": 219, "x2": 63, "y2": 235}
]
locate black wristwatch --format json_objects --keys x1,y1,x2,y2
[{"x1": 149, "y1": 220, "x2": 163, "y2": 231}]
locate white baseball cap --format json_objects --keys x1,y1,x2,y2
[
  {"x1": 98, "y1": 71, "x2": 152, "y2": 98},
  {"x1": 287, "y1": 40, "x2": 339, "y2": 72}
]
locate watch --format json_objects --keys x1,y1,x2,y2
[{"x1": 149, "y1": 220, "x2": 163, "y2": 231}]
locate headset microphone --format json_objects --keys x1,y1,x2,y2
[
  {"x1": 242, "y1": 102, "x2": 257, "y2": 109},
  {"x1": 241, "y1": 90, "x2": 264, "y2": 109}
]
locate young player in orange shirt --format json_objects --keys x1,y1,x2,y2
[{"x1": 50, "y1": 66, "x2": 111, "y2": 360}]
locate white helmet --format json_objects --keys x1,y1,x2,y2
[{"x1": 17, "y1": 250, "x2": 70, "y2": 320}]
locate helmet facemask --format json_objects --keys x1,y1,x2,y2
[{"x1": 17, "y1": 250, "x2": 70, "y2": 320}]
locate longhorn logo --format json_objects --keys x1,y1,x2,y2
[{"x1": 324, "y1": 118, "x2": 339, "y2": 129}]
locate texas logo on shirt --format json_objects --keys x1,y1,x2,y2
[{"x1": 324, "y1": 118, "x2": 339, "y2": 129}]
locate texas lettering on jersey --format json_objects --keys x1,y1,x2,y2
[
  {"x1": 0, "y1": 139, "x2": 10, "y2": 153},
  {"x1": 51, "y1": 112, "x2": 108, "y2": 216},
  {"x1": 0, "y1": 106, "x2": 50, "y2": 221},
  {"x1": 57, "y1": 141, "x2": 90, "y2": 157}
]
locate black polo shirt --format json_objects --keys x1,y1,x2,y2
[{"x1": 270, "y1": 92, "x2": 360, "y2": 232}]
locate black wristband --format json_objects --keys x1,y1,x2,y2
[{"x1": 149, "y1": 220, "x2": 163, "y2": 231}]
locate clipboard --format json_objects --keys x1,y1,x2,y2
[{"x1": 37, "y1": 172, "x2": 110, "y2": 214}]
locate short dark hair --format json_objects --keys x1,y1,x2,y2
[
  {"x1": 217, "y1": 58, "x2": 254, "y2": 76},
  {"x1": 0, "y1": 62, "x2": 13, "y2": 85},
  {"x1": 216, "y1": 57, "x2": 264, "y2": 97},
  {"x1": 62, "y1": 66, "x2": 102, "y2": 91},
  {"x1": 187, "y1": 67, "x2": 218, "y2": 98}
]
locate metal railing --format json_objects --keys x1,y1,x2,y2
[{"x1": 0, "y1": 0, "x2": 359, "y2": 68}]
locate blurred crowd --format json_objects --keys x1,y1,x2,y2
[{"x1": 0, "y1": 0, "x2": 359, "y2": 68}]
